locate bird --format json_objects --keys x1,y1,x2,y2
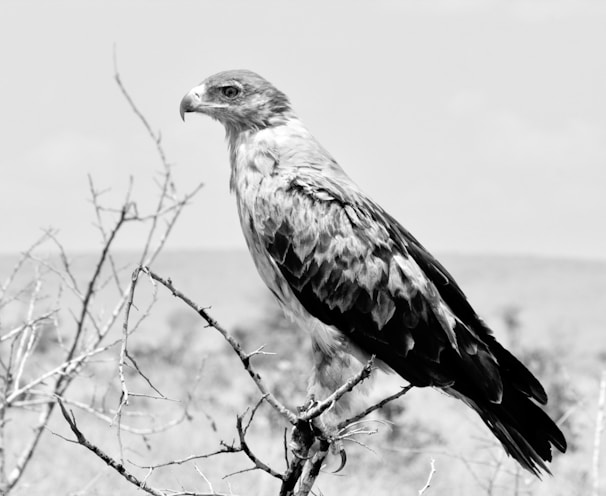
[{"x1": 179, "y1": 69, "x2": 567, "y2": 476}]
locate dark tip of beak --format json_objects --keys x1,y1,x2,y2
[
  {"x1": 180, "y1": 90, "x2": 199, "y2": 122},
  {"x1": 179, "y1": 96, "x2": 189, "y2": 122}
]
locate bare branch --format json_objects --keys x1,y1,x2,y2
[
  {"x1": 299, "y1": 357, "x2": 375, "y2": 421},
  {"x1": 48, "y1": 395, "x2": 189, "y2": 435},
  {"x1": 57, "y1": 204, "x2": 131, "y2": 392},
  {"x1": 235, "y1": 399, "x2": 283, "y2": 480},
  {"x1": 58, "y1": 399, "x2": 165, "y2": 496},
  {"x1": 13, "y1": 276, "x2": 44, "y2": 392},
  {"x1": 2, "y1": 59, "x2": 205, "y2": 495},
  {"x1": 294, "y1": 439, "x2": 329, "y2": 496},
  {"x1": 47, "y1": 229, "x2": 81, "y2": 293},
  {"x1": 142, "y1": 267, "x2": 298, "y2": 425},
  {"x1": 592, "y1": 369, "x2": 606, "y2": 496},
  {"x1": 87, "y1": 173, "x2": 127, "y2": 293},
  {"x1": 0, "y1": 230, "x2": 52, "y2": 304},
  {"x1": 418, "y1": 457, "x2": 437, "y2": 495},
  {"x1": 336, "y1": 384, "x2": 413, "y2": 431},
  {"x1": 126, "y1": 350, "x2": 166, "y2": 399},
  {"x1": 113, "y1": 49, "x2": 168, "y2": 169},
  {"x1": 5, "y1": 402, "x2": 53, "y2": 489},
  {"x1": 6, "y1": 337, "x2": 123, "y2": 405},
  {"x1": 0, "y1": 310, "x2": 58, "y2": 343},
  {"x1": 135, "y1": 447, "x2": 238, "y2": 471}
]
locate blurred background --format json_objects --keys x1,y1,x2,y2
[
  {"x1": 1, "y1": 1, "x2": 605, "y2": 495},
  {"x1": 1, "y1": 0, "x2": 605, "y2": 259}
]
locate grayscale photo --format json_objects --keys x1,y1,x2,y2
[{"x1": 1, "y1": 2, "x2": 604, "y2": 495}]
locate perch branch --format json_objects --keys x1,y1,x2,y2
[
  {"x1": 142, "y1": 267, "x2": 298, "y2": 425},
  {"x1": 418, "y1": 457, "x2": 436, "y2": 495},
  {"x1": 336, "y1": 384, "x2": 413, "y2": 431},
  {"x1": 58, "y1": 399, "x2": 165, "y2": 496},
  {"x1": 592, "y1": 369, "x2": 606, "y2": 496},
  {"x1": 299, "y1": 356, "x2": 375, "y2": 421}
]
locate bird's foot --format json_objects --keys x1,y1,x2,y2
[
  {"x1": 310, "y1": 416, "x2": 348, "y2": 473},
  {"x1": 289, "y1": 396, "x2": 349, "y2": 472},
  {"x1": 297, "y1": 394, "x2": 317, "y2": 414},
  {"x1": 329, "y1": 440, "x2": 347, "y2": 473},
  {"x1": 288, "y1": 396, "x2": 318, "y2": 457}
]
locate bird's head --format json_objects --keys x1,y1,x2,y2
[{"x1": 180, "y1": 70, "x2": 292, "y2": 132}]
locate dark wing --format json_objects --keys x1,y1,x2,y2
[
  {"x1": 380, "y1": 209, "x2": 549, "y2": 404},
  {"x1": 253, "y1": 172, "x2": 511, "y2": 400},
  {"x1": 252, "y1": 171, "x2": 566, "y2": 474}
]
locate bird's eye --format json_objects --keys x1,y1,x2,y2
[{"x1": 220, "y1": 85, "x2": 240, "y2": 99}]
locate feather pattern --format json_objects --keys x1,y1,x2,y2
[{"x1": 180, "y1": 69, "x2": 567, "y2": 476}]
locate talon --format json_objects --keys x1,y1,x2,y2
[
  {"x1": 332, "y1": 448, "x2": 347, "y2": 473},
  {"x1": 298, "y1": 395, "x2": 317, "y2": 413}
]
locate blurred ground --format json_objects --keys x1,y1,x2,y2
[{"x1": 1, "y1": 249, "x2": 605, "y2": 495}]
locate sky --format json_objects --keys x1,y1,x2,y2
[{"x1": 1, "y1": 0, "x2": 605, "y2": 260}]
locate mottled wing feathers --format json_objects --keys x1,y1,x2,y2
[
  {"x1": 184, "y1": 69, "x2": 566, "y2": 474},
  {"x1": 254, "y1": 172, "x2": 509, "y2": 401},
  {"x1": 385, "y1": 212, "x2": 549, "y2": 405}
]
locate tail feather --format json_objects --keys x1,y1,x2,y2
[
  {"x1": 448, "y1": 378, "x2": 567, "y2": 477},
  {"x1": 481, "y1": 388, "x2": 565, "y2": 476},
  {"x1": 484, "y1": 329, "x2": 548, "y2": 405},
  {"x1": 438, "y1": 318, "x2": 568, "y2": 476}
]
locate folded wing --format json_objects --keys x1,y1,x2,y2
[{"x1": 251, "y1": 170, "x2": 566, "y2": 475}]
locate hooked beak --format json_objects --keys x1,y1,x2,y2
[
  {"x1": 179, "y1": 83, "x2": 227, "y2": 121},
  {"x1": 179, "y1": 84, "x2": 205, "y2": 121}
]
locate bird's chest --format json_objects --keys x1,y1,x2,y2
[
  {"x1": 229, "y1": 129, "x2": 352, "y2": 361},
  {"x1": 230, "y1": 136, "x2": 290, "y2": 301}
]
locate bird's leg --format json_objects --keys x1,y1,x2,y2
[
  {"x1": 298, "y1": 393, "x2": 317, "y2": 414},
  {"x1": 288, "y1": 418, "x2": 316, "y2": 460},
  {"x1": 288, "y1": 395, "x2": 318, "y2": 459},
  {"x1": 302, "y1": 345, "x2": 360, "y2": 472}
]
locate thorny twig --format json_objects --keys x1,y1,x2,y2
[
  {"x1": 0, "y1": 59, "x2": 202, "y2": 493},
  {"x1": 592, "y1": 370, "x2": 606, "y2": 496},
  {"x1": 141, "y1": 267, "x2": 298, "y2": 425},
  {"x1": 299, "y1": 357, "x2": 375, "y2": 422},
  {"x1": 4, "y1": 58, "x2": 419, "y2": 496},
  {"x1": 234, "y1": 397, "x2": 284, "y2": 480},
  {"x1": 418, "y1": 458, "x2": 436, "y2": 495},
  {"x1": 0, "y1": 230, "x2": 51, "y2": 305},
  {"x1": 336, "y1": 384, "x2": 413, "y2": 431},
  {"x1": 125, "y1": 266, "x2": 412, "y2": 496},
  {"x1": 58, "y1": 399, "x2": 165, "y2": 496},
  {"x1": 58, "y1": 401, "x2": 231, "y2": 496}
]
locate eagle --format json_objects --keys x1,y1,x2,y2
[{"x1": 179, "y1": 69, "x2": 566, "y2": 476}]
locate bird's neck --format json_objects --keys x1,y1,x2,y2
[
  {"x1": 223, "y1": 111, "x2": 297, "y2": 147},
  {"x1": 225, "y1": 114, "x2": 307, "y2": 191}
]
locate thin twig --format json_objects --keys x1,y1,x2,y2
[
  {"x1": 58, "y1": 399, "x2": 165, "y2": 496},
  {"x1": 57, "y1": 203, "x2": 130, "y2": 392},
  {"x1": 48, "y1": 395, "x2": 189, "y2": 435},
  {"x1": 135, "y1": 447, "x2": 238, "y2": 470},
  {"x1": 115, "y1": 270, "x2": 139, "y2": 420},
  {"x1": 2, "y1": 59, "x2": 204, "y2": 495},
  {"x1": 0, "y1": 310, "x2": 58, "y2": 343},
  {"x1": 126, "y1": 350, "x2": 166, "y2": 398},
  {"x1": 592, "y1": 369, "x2": 606, "y2": 496},
  {"x1": 295, "y1": 439, "x2": 330, "y2": 496},
  {"x1": 234, "y1": 398, "x2": 284, "y2": 480},
  {"x1": 13, "y1": 276, "x2": 43, "y2": 391},
  {"x1": 0, "y1": 231, "x2": 51, "y2": 304},
  {"x1": 143, "y1": 268, "x2": 298, "y2": 425},
  {"x1": 418, "y1": 458, "x2": 436, "y2": 495},
  {"x1": 299, "y1": 357, "x2": 375, "y2": 422},
  {"x1": 235, "y1": 418, "x2": 284, "y2": 480},
  {"x1": 336, "y1": 384, "x2": 413, "y2": 431}
]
